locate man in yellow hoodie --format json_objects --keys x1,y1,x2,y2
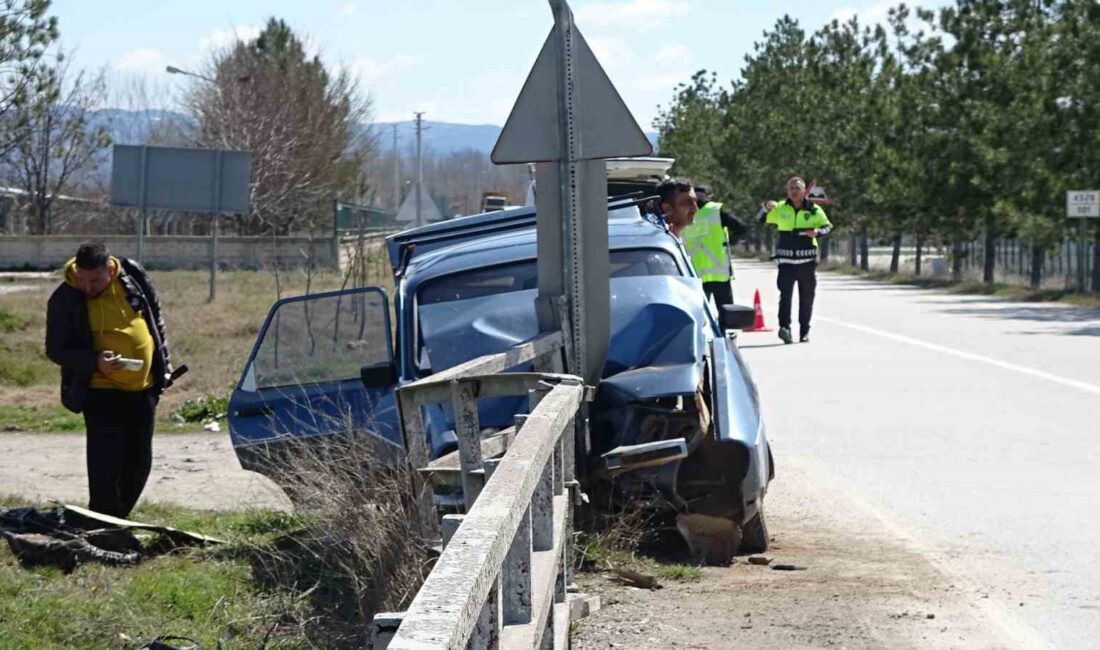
[{"x1": 45, "y1": 241, "x2": 173, "y2": 518}]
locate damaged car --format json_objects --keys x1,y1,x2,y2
[{"x1": 227, "y1": 197, "x2": 773, "y2": 555}]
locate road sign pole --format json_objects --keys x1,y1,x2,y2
[
  {"x1": 209, "y1": 150, "x2": 223, "y2": 303},
  {"x1": 1080, "y1": 218, "x2": 1088, "y2": 293},
  {"x1": 137, "y1": 146, "x2": 148, "y2": 264},
  {"x1": 1066, "y1": 191, "x2": 1099, "y2": 292},
  {"x1": 491, "y1": 0, "x2": 652, "y2": 383}
]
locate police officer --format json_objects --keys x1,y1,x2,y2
[
  {"x1": 760, "y1": 177, "x2": 832, "y2": 344},
  {"x1": 681, "y1": 185, "x2": 747, "y2": 310}
]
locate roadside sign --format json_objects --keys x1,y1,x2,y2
[
  {"x1": 807, "y1": 179, "x2": 831, "y2": 205},
  {"x1": 1066, "y1": 190, "x2": 1099, "y2": 218},
  {"x1": 111, "y1": 145, "x2": 251, "y2": 214}
]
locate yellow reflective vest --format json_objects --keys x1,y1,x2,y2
[{"x1": 683, "y1": 201, "x2": 730, "y2": 282}]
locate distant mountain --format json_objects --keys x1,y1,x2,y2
[
  {"x1": 373, "y1": 120, "x2": 660, "y2": 156},
  {"x1": 88, "y1": 110, "x2": 659, "y2": 163}
]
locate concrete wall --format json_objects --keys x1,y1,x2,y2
[{"x1": 0, "y1": 235, "x2": 338, "y2": 271}]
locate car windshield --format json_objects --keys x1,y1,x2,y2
[{"x1": 418, "y1": 249, "x2": 681, "y2": 306}]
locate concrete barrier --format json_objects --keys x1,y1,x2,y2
[{"x1": 0, "y1": 235, "x2": 338, "y2": 271}]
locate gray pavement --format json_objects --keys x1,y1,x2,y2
[{"x1": 734, "y1": 260, "x2": 1100, "y2": 649}]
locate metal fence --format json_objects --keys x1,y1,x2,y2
[
  {"x1": 370, "y1": 329, "x2": 592, "y2": 649},
  {"x1": 820, "y1": 235, "x2": 1099, "y2": 290}
]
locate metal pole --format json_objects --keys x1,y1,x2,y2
[
  {"x1": 210, "y1": 215, "x2": 218, "y2": 301},
  {"x1": 1080, "y1": 218, "x2": 1088, "y2": 292},
  {"x1": 415, "y1": 111, "x2": 424, "y2": 227},
  {"x1": 392, "y1": 124, "x2": 400, "y2": 211},
  {"x1": 137, "y1": 146, "x2": 148, "y2": 264},
  {"x1": 209, "y1": 150, "x2": 223, "y2": 302}
]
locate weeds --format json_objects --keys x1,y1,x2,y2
[
  {"x1": 238, "y1": 434, "x2": 432, "y2": 646},
  {"x1": 0, "y1": 305, "x2": 28, "y2": 332}
]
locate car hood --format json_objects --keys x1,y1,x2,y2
[{"x1": 419, "y1": 275, "x2": 710, "y2": 401}]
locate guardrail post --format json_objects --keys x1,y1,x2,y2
[
  {"x1": 504, "y1": 504, "x2": 533, "y2": 625},
  {"x1": 369, "y1": 612, "x2": 404, "y2": 650},
  {"x1": 396, "y1": 390, "x2": 440, "y2": 540},
  {"x1": 452, "y1": 379, "x2": 485, "y2": 509},
  {"x1": 532, "y1": 457, "x2": 554, "y2": 552},
  {"x1": 471, "y1": 458, "x2": 505, "y2": 649},
  {"x1": 442, "y1": 514, "x2": 464, "y2": 547}
]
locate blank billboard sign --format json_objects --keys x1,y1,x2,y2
[{"x1": 111, "y1": 144, "x2": 251, "y2": 214}]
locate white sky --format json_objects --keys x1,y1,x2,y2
[{"x1": 52, "y1": 0, "x2": 949, "y2": 127}]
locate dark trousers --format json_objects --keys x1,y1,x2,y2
[
  {"x1": 83, "y1": 388, "x2": 158, "y2": 518},
  {"x1": 777, "y1": 262, "x2": 817, "y2": 334},
  {"x1": 703, "y1": 280, "x2": 734, "y2": 309}
]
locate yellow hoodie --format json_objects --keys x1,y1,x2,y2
[{"x1": 64, "y1": 257, "x2": 155, "y2": 391}]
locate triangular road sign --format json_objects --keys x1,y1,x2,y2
[
  {"x1": 492, "y1": 14, "x2": 652, "y2": 163},
  {"x1": 807, "y1": 179, "x2": 832, "y2": 205}
]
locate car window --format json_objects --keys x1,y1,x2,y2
[{"x1": 417, "y1": 249, "x2": 681, "y2": 306}]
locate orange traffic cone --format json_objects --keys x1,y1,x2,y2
[{"x1": 744, "y1": 289, "x2": 771, "y2": 332}]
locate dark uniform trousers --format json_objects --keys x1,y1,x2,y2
[
  {"x1": 702, "y1": 280, "x2": 734, "y2": 310},
  {"x1": 777, "y1": 261, "x2": 817, "y2": 335},
  {"x1": 83, "y1": 388, "x2": 158, "y2": 518}
]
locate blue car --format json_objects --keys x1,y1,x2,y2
[{"x1": 228, "y1": 199, "x2": 773, "y2": 553}]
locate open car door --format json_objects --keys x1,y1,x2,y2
[{"x1": 228, "y1": 287, "x2": 400, "y2": 472}]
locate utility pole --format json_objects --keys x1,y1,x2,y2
[
  {"x1": 415, "y1": 111, "x2": 425, "y2": 227},
  {"x1": 392, "y1": 124, "x2": 400, "y2": 211}
]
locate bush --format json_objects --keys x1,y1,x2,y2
[{"x1": 172, "y1": 394, "x2": 230, "y2": 423}]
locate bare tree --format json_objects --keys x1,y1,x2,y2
[
  {"x1": 182, "y1": 18, "x2": 375, "y2": 235},
  {"x1": 0, "y1": 53, "x2": 110, "y2": 234},
  {"x1": 0, "y1": 0, "x2": 58, "y2": 158}
]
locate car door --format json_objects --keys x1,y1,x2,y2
[{"x1": 228, "y1": 287, "x2": 401, "y2": 456}]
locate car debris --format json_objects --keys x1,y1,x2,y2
[{"x1": 0, "y1": 502, "x2": 221, "y2": 572}]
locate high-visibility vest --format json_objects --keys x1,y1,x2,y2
[{"x1": 683, "y1": 201, "x2": 730, "y2": 282}]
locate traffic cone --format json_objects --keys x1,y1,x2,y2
[{"x1": 745, "y1": 289, "x2": 771, "y2": 332}]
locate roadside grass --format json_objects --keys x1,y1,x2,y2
[
  {"x1": 0, "y1": 500, "x2": 311, "y2": 650},
  {"x1": 0, "y1": 403, "x2": 84, "y2": 432},
  {"x1": 0, "y1": 268, "x2": 366, "y2": 432}
]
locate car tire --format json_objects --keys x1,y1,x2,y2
[{"x1": 739, "y1": 503, "x2": 769, "y2": 554}]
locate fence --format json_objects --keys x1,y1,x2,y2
[
  {"x1": 370, "y1": 329, "x2": 594, "y2": 649},
  {"x1": 0, "y1": 234, "x2": 341, "y2": 271},
  {"x1": 819, "y1": 234, "x2": 1099, "y2": 290}
]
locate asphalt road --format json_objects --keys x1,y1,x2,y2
[{"x1": 732, "y1": 260, "x2": 1100, "y2": 649}]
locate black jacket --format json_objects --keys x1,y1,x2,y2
[{"x1": 45, "y1": 258, "x2": 171, "y2": 413}]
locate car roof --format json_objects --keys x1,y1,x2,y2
[{"x1": 403, "y1": 207, "x2": 683, "y2": 288}]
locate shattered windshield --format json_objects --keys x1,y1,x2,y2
[
  {"x1": 418, "y1": 249, "x2": 680, "y2": 306},
  {"x1": 413, "y1": 249, "x2": 682, "y2": 375}
]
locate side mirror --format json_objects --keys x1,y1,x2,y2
[
  {"x1": 361, "y1": 361, "x2": 398, "y2": 389},
  {"x1": 719, "y1": 304, "x2": 757, "y2": 330}
]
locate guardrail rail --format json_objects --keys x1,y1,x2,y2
[{"x1": 370, "y1": 327, "x2": 595, "y2": 649}]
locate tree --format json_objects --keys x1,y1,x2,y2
[
  {"x1": 183, "y1": 18, "x2": 374, "y2": 235},
  {"x1": 0, "y1": 0, "x2": 58, "y2": 157},
  {"x1": 0, "y1": 54, "x2": 111, "y2": 234},
  {"x1": 655, "y1": 70, "x2": 724, "y2": 187}
]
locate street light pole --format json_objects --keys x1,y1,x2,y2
[
  {"x1": 393, "y1": 124, "x2": 400, "y2": 211},
  {"x1": 166, "y1": 64, "x2": 220, "y2": 301},
  {"x1": 165, "y1": 65, "x2": 216, "y2": 83},
  {"x1": 415, "y1": 111, "x2": 424, "y2": 228}
]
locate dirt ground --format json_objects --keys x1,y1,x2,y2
[
  {"x1": 0, "y1": 432, "x2": 1019, "y2": 648},
  {"x1": 572, "y1": 463, "x2": 1021, "y2": 649},
  {"x1": 0, "y1": 432, "x2": 290, "y2": 511}
]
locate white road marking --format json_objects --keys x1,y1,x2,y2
[{"x1": 816, "y1": 315, "x2": 1100, "y2": 396}]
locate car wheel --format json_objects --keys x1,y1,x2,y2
[{"x1": 739, "y1": 502, "x2": 769, "y2": 554}]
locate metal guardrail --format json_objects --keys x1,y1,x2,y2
[{"x1": 372, "y1": 329, "x2": 589, "y2": 649}]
